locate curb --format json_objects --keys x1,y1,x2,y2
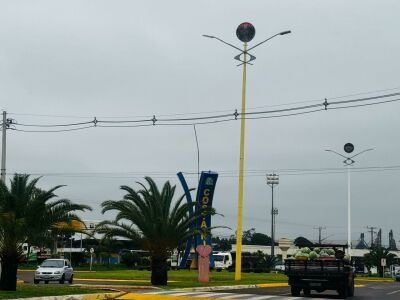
[
  {"x1": 355, "y1": 278, "x2": 395, "y2": 282},
  {"x1": 8, "y1": 292, "x2": 126, "y2": 300}
]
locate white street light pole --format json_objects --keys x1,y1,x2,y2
[
  {"x1": 326, "y1": 144, "x2": 373, "y2": 258},
  {"x1": 347, "y1": 164, "x2": 351, "y2": 257}
]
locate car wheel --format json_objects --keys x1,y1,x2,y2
[
  {"x1": 44, "y1": 281, "x2": 49, "y2": 284},
  {"x1": 303, "y1": 288, "x2": 311, "y2": 296},
  {"x1": 69, "y1": 275, "x2": 73, "y2": 284},
  {"x1": 34, "y1": 279, "x2": 39, "y2": 284},
  {"x1": 59, "y1": 275, "x2": 65, "y2": 284},
  {"x1": 291, "y1": 286, "x2": 301, "y2": 296}
]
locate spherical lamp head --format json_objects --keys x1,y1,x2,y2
[
  {"x1": 236, "y1": 22, "x2": 255, "y2": 43},
  {"x1": 344, "y1": 143, "x2": 354, "y2": 154}
]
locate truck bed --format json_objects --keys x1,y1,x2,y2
[{"x1": 285, "y1": 259, "x2": 351, "y2": 275}]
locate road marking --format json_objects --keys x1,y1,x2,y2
[
  {"x1": 235, "y1": 296, "x2": 277, "y2": 299},
  {"x1": 118, "y1": 294, "x2": 214, "y2": 300},
  {"x1": 217, "y1": 294, "x2": 259, "y2": 299},
  {"x1": 387, "y1": 289, "x2": 400, "y2": 295},
  {"x1": 258, "y1": 283, "x2": 289, "y2": 288},
  {"x1": 118, "y1": 291, "x2": 306, "y2": 300}
]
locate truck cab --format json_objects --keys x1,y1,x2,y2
[{"x1": 213, "y1": 252, "x2": 232, "y2": 271}]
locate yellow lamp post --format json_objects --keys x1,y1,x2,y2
[{"x1": 203, "y1": 23, "x2": 290, "y2": 280}]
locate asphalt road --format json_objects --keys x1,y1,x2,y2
[
  {"x1": 18, "y1": 271, "x2": 400, "y2": 299},
  {"x1": 214, "y1": 280, "x2": 400, "y2": 299}
]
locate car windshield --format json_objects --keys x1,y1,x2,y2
[
  {"x1": 41, "y1": 260, "x2": 64, "y2": 268},
  {"x1": 214, "y1": 255, "x2": 224, "y2": 261}
]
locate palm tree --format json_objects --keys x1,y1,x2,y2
[
  {"x1": 98, "y1": 177, "x2": 215, "y2": 285},
  {"x1": 0, "y1": 174, "x2": 91, "y2": 291},
  {"x1": 364, "y1": 246, "x2": 396, "y2": 276}
]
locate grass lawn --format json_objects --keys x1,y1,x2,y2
[
  {"x1": 0, "y1": 285, "x2": 105, "y2": 299},
  {"x1": 74, "y1": 269, "x2": 288, "y2": 289}
]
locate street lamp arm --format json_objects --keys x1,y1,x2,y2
[
  {"x1": 247, "y1": 30, "x2": 291, "y2": 52},
  {"x1": 350, "y1": 148, "x2": 374, "y2": 159},
  {"x1": 202, "y1": 35, "x2": 243, "y2": 52},
  {"x1": 325, "y1": 149, "x2": 348, "y2": 159}
]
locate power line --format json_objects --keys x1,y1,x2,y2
[
  {"x1": 11, "y1": 125, "x2": 96, "y2": 133},
  {"x1": 6, "y1": 91, "x2": 400, "y2": 132},
  {"x1": 7, "y1": 164, "x2": 400, "y2": 179},
  {"x1": 7, "y1": 86, "x2": 400, "y2": 119}
]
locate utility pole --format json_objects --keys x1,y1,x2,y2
[
  {"x1": 314, "y1": 226, "x2": 326, "y2": 244},
  {"x1": 1, "y1": 111, "x2": 7, "y2": 183},
  {"x1": 367, "y1": 226, "x2": 377, "y2": 248},
  {"x1": 267, "y1": 173, "x2": 279, "y2": 262}
]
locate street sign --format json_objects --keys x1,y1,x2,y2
[
  {"x1": 381, "y1": 258, "x2": 386, "y2": 267},
  {"x1": 90, "y1": 248, "x2": 94, "y2": 254},
  {"x1": 236, "y1": 22, "x2": 255, "y2": 43},
  {"x1": 344, "y1": 143, "x2": 354, "y2": 153}
]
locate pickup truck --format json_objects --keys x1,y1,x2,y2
[{"x1": 284, "y1": 245, "x2": 355, "y2": 298}]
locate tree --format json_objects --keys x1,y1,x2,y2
[
  {"x1": 97, "y1": 177, "x2": 215, "y2": 285},
  {"x1": 241, "y1": 228, "x2": 272, "y2": 246},
  {"x1": 212, "y1": 237, "x2": 232, "y2": 252},
  {"x1": 294, "y1": 236, "x2": 314, "y2": 247},
  {"x1": 250, "y1": 233, "x2": 272, "y2": 246},
  {"x1": 364, "y1": 246, "x2": 396, "y2": 277},
  {"x1": 0, "y1": 174, "x2": 91, "y2": 291}
]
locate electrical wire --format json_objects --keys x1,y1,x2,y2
[
  {"x1": 7, "y1": 164, "x2": 400, "y2": 179},
  {"x1": 7, "y1": 86, "x2": 400, "y2": 120},
  {"x1": 329, "y1": 98, "x2": 400, "y2": 110},
  {"x1": 328, "y1": 86, "x2": 400, "y2": 100},
  {"x1": 5, "y1": 90, "x2": 400, "y2": 132},
  {"x1": 11, "y1": 125, "x2": 95, "y2": 133},
  {"x1": 329, "y1": 92, "x2": 400, "y2": 105},
  {"x1": 15, "y1": 120, "x2": 95, "y2": 127},
  {"x1": 244, "y1": 108, "x2": 325, "y2": 120}
]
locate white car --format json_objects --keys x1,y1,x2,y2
[
  {"x1": 34, "y1": 259, "x2": 73, "y2": 284},
  {"x1": 274, "y1": 263, "x2": 285, "y2": 272}
]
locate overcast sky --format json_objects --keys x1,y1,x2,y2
[{"x1": 1, "y1": 0, "x2": 399, "y2": 246}]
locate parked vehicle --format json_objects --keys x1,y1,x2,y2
[
  {"x1": 213, "y1": 252, "x2": 232, "y2": 271},
  {"x1": 274, "y1": 262, "x2": 285, "y2": 272},
  {"x1": 395, "y1": 270, "x2": 400, "y2": 281},
  {"x1": 285, "y1": 245, "x2": 355, "y2": 299},
  {"x1": 34, "y1": 259, "x2": 73, "y2": 284}
]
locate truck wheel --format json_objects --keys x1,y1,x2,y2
[
  {"x1": 338, "y1": 286, "x2": 348, "y2": 299},
  {"x1": 303, "y1": 288, "x2": 311, "y2": 296},
  {"x1": 291, "y1": 286, "x2": 301, "y2": 296},
  {"x1": 347, "y1": 279, "x2": 354, "y2": 297}
]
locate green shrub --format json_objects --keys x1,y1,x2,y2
[{"x1": 121, "y1": 252, "x2": 140, "y2": 268}]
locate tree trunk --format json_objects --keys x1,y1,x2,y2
[
  {"x1": 151, "y1": 255, "x2": 168, "y2": 285},
  {"x1": 0, "y1": 252, "x2": 19, "y2": 291}
]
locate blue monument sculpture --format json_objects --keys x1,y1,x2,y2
[{"x1": 177, "y1": 171, "x2": 218, "y2": 268}]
